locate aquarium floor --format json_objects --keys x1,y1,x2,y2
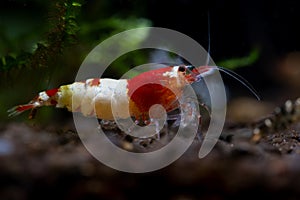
[{"x1": 0, "y1": 118, "x2": 299, "y2": 199}]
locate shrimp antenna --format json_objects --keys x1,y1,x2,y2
[
  {"x1": 217, "y1": 66, "x2": 261, "y2": 100},
  {"x1": 205, "y1": 11, "x2": 211, "y2": 66},
  {"x1": 199, "y1": 12, "x2": 260, "y2": 100}
]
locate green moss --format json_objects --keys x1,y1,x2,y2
[
  {"x1": 0, "y1": 0, "x2": 82, "y2": 72},
  {"x1": 217, "y1": 48, "x2": 260, "y2": 70}
]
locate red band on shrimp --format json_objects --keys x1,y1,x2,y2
[
  {"x1": 45, "y1": 88, "x2": 59, "y2": 97},
  {"x1": 50, "y1": 100, "x2": 58, "y2": 105},
  {"x1": 90, "y1": 78, "x2": 100, "y2": 86},
  {"x1": 16, "y1": 104, "x2": 35, "y2": 112}
]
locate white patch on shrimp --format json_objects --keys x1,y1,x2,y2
[
  {"x1": 162, "y1": 66, "x2": 185, "y2": 87},
  {"x1": 81, "y1": 83, "x2": 100, "y2": 116},
  {"x1": 94, "y1": 79, "x2": 129, "y2": 120},
  {"x1": 70, "y1": 82, "x2": 86, "y2": 111},
  {"x1": 56, "y1": 79, "x2": 130, "y2": 120},
  {"x1": 39, "y1": 91, "x2": 49, "y2": 101},
  {"x1": 163, "y1": 66, "x2": 179, "y2": 78}
]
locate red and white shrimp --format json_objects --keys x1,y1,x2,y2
[{"x1": 8, "y1": 65, "x2": 258, "y2": 123}]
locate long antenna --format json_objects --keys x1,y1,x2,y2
[
  {"x1": 200, "y1": 12, "x2": 260, "y2": 101},
  {"x1": 217, "y1": 66, "x2": 261, "y2": 100},
  {"x1": 205, "y1": 11, "x2": 211, "y2": 66}
]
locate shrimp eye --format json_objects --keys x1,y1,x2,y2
[
  {"x1": 178, "y1": 65, "x2": 186, "y2": 72},
  {"x1": 186, "y1": 65, "x2": 196, "y2": 71},
  {"x1": 183, "y1": 65, "x2": 196, "y2": 75}
]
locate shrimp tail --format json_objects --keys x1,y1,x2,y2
[
  {"x1": 7, "y1": 104, "x2": 37, "y2": 118},
  {"x1": 8, "y1": 88, "x2": 60, "y2": 119}
]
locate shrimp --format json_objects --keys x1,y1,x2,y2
[{"x1": 8, "y1": 65, "x2": 259, "y2": 124}]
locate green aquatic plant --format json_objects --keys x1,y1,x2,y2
[
  {"x1": 0, "y1": 0, "x2": 83, "y2": 72},
  {"x1": 217, "y1": 48, "x2": 260, "y2": 70}
]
